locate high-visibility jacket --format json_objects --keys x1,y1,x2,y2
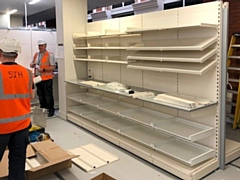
[
  {"x1": 0, "y1": 64, "x2": 32, "y2": 134},
  {"x1": 33, "y1": 51, "x2": 53, "y2": 81}
]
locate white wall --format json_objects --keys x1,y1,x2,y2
[
  {"x1": 0, "y1": 29, "x2": 57, "y2": 69},
  {"x1": 0, "y1": 14, "x2": 10, "y2": 28}
]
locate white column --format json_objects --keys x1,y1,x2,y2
[
  {"x1": 55, "y1": 0, "x2": 87, "y2": 119},
  {"x1": 0, "y1": 14, "x2": 10, "y2": 28}
]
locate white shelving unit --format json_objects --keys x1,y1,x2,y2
[
  {"x1": 127, "y1": 48, "x2": 217, "y2": 63},
  {"x1": 73, "y1": 31, "x2": 141, "y2": 65},
  {"x1": 127, "y1": 59, "x2": 217, "y2": 75},
  {"x1": 125, "y1": 23, "x2": 218, "y2": 75},
  {"x1": 66, "y1": 100, "x2": 215, "y2": 166},
  {"x1": 57, "y1": 1, "x2": 240, "y2": 180}
]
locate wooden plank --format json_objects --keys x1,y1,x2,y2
[
  {"x1": 68, "y1": 144, "x2": 119, "y2": 172},
  {"x1": 82, "y1": 144, "x2": 119, "y2": 163}
]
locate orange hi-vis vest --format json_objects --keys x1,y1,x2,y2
[
  {"x1": 33, "y1": 51, "x2": 53, "y2": 81},
  {"x1": 0, "y1": 64, "x2": 32, "y2": 134}
]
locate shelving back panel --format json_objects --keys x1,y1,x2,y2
[
  {"x1": 120, "y1": 65, "x2": 143, "y2": 88},
  {"x1": 178, "y1": 2, "x2": 220, "y2": 25},
  {"x1": 102, "y1": 63, "x2": 121, "y2": 82},
  {"x1": 119, "y1": 15, "x2": 142, "y2": 32},
  {"x1": 86, "y1": 21, "x2": 102, "y2": 34},
  {"x1": 83, "y1": 0, "x2": 220, "y2": 154},
  {"x1": 142, "y1": 8, "x2": 178, "y2": 28},
  {"x1": 101, "y1": 19, "x2": 120, "y2": 34},
  {"x1": 87, "y1": 62, "x2": 103, "y2": 81}
]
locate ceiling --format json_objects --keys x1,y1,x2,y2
[{"x1": 0, "y1": 0, "x2": 129, "y2": 16}]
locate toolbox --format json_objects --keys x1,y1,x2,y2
[{"x1": 29, "y1": 106, "x2": 48, "y2": 142}]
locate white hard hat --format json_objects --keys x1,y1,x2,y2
[
  {"x1": 0, "y1": 37, "x2": 21, "y2": 54},
  {"x1": 38, "y1": 39, "x2": 47, "y2": 45}
]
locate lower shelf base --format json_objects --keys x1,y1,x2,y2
[{"x1": 67, "y1": 113, "x2": 240, "y2": 180}]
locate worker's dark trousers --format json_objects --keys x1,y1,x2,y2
[
  {"x1": 36, "y1": 79, "x2": 55, "y2": 113},
  {"x1": 0, "y1": 128, "x2": 29, "y2": 180}
]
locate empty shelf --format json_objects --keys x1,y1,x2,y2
[
  {"x1": 68, "y1": 105, "x2": 99, "y2": 116},
  {"x1": 98, "y1": 101, "x2": 138, "y2": 114},
  {"x1": 67, "y1": 92, "x2": 100, "y2": 102},
  {"x1": 106, "y1": 56, "x2": 128, "y2": 64},
  {"x1": 73, "y1": 33, "x2": 103, "y2": 39},
  {"x1": 127, "y1": 59, "x2": 217, "y2": 75},
  {"x1": 67, "y1": 101, "x2": 215, "y2": 166},
  {"x1": 74, "y1": 46, "x2": 88, "y2": 50},
  {"x1": 120, "y1": 108, "x2": 172, "y2": 125},
  {"x1": 154, "y1": 139, "x2": 215, "y2": 166},
  {"x1": 127, "y1": 48, "x2": 217, "y2": 63},
  {"x1": 84, "y1": 97, "x2": 117, "y2": 107},
  {"x1": 74, "y1": 56, "x2": 127, "y2": 64},
  {"x1": 72, "y1": 31, "x2": 136, "y2": 39},
  {"x1": 74, "y1": 55, "x2": 106, "y2": 62},
  {"x1": 153, "y1": 117, "x2": 214, "y2": 141},
  {"x1": 74, "y1": 57, "x2": 106, "y2": 62},
  {"x1": 121, "y1": 125, "x2": 172, "y2": 147},
  {"x1": 99, "y1": 117, "x2": 137, "y2": 132},
  {"x1": 120, "y1": 125, "x2": 215, "y2": 166},
  {"x1": 84, "y1": 111, "x2": 118, "y2": 123},
  {"x1": 106, "y1": 60, "x2": 128, "y2": 64},
  {"x1": 126, "y1": 23, "x2": 217, "y2": 33},
  {"x1": 68, "y1": 105, "x2": 118, "y2": 123},
  {"x1": 127, "y1": 37, "x2": 217, "y2": 51},
  {"x1": 73, "y1": 44, "x2": 87, "y2": 49}
]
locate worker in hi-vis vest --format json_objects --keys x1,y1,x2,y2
[
  {"x1": 0, "y1": 37, "x2": 35, "y2": 180},
  {"x1": 30, "y1": 39, "x2": 55, "y2": 117}
]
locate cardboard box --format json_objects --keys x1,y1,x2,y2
[
  {"x1": 0, "y1": 145, "x2": 36, "y2": 178},
  {"x1": 91, "y1": 173, "x2": 116, "y2": 180},
  {"x1": 0, "y1": 140, "x2": 75, "y2": 180}
]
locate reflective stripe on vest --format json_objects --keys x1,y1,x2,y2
[
  {"x1": 0, "y1": 65, "x2": 32, "y2": 134},
  {"x1": 0, "y1": 113, "x2": 31, "y2": 124},
  {"x1": 34, "y1": 51, "x2": 53, "y2": 80}
]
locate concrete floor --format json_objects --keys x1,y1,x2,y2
[
  {"x1": 1, "y1": 116, "x2": 240, "y2": 180},
  {"x1": 39, "y1": 117, "x2": 240, "y2": 180}
]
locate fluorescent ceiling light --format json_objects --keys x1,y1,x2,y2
[
  {"x1": 7, "y1": 9, "x2": 18, "y2": 14},
  {"x1": 29, "y1": 0, "x2": 41, "y2": 5}
]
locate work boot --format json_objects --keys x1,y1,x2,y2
[{"x1": 48, "y1": 110, "x2": 55, "y2": 117}]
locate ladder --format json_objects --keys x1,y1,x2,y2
[{"x1": 227, "y1": 33, "x2": 240, "y2": 129}]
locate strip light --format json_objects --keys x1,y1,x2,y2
[
  {"x1": 7, "y1": 9, "x2": 18, "y2": 14},
  {"x1": 29, "y1": 0, "x2": 41, "y2": 5}
]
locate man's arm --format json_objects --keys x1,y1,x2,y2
[
  {"x1": 31, "y1": 89, "x2": 36, "y2": 99},
  {"x1": 30, "y1": 81, "x2": 35, "y2": 99},
  {"x1": 30, "y1": 53, "x2": 38, "y2": 68}
]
